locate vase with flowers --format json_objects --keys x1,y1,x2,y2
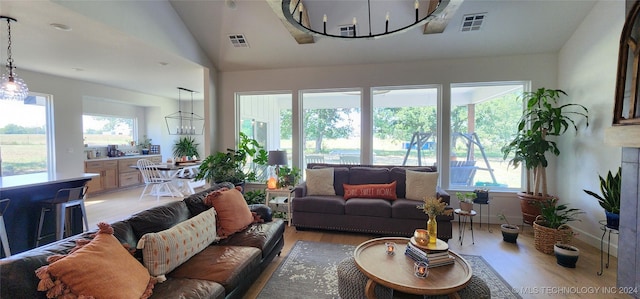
[{"x1": 417, "y1": 197, "x2": 453, "y2": 245}]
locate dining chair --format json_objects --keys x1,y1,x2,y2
[{"x1": 137, "y1": 159, "x2": 182, "y2": 201}]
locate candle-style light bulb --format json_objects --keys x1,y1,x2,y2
[
  {"x1": 415, "y1": 0, "x2": 419, "y2": 9},
  {"x1": 385, "y1": 12, "x2": 389, "y2": 32},
  {"x1": 299, "y1": 5, "x2": 303, "y2": 23},
  {"x1": 323, "y1": 14, "x2": 327, "y2": 34},
  {"x1": 352, "y1": 17, "x2": 357, "y2": 37}
]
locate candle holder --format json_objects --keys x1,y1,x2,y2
[
  {"x1": 385, "y1": 242, "x2": 396, "y2": 255},
  {"x1": 414, "y1": 261, "x2": 428, "y2": 278}
]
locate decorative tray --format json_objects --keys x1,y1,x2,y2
[{"x1": 410, "y1": 236, "x2": 449, "y2": 251}]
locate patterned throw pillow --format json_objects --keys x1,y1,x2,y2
[
  {"x1": 342, "y1": 181, "x2": 397, "y2": 200},
  {"x1": 137, "y1": 207, "x2": 218, "y2": 277},
  {"x1": 405, "y1": 170, "x2": 439, "y2": 201},
  {"x1": 35, "y1": 222, "x2": 155, "y2": 299},
  {"x1": 306, "y1": 168, "x2": 336, "y2": 196}
]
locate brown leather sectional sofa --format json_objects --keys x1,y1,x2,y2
[{"x1": 0, "y1": 183, "x2": 285, "y2": 299}]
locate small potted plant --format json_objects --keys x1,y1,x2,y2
[
  {"x1": 554, "y1": 243, "x2": 580, "y2": 268},
  {"x1": 497, "y1": 212, "x2": 519, "y2": 243},
  {"x1": 533, "y1": 199, "x2": 584, "y2": 254},
  {"x1": 173, "y1": 136, "x2": 200, "y2": 161},
  {"x1": 473, "y1": 188, "x2": 489, "y2": 204},
  {"x1": 276, "y1": 165, "x2": 301, "y2": 189},
  {"x1": 455, "y1": 192, "x2": 476, "y2": 212},
  {"x1": 138, "y1": 135, "x2": 152, "y2": 155},
  {"x1": 583, "y1": 167, "x2": 621, "y2": 230}
]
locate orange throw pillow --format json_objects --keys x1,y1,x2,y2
[
  {"x1": 204, "y1": 187, "x2": 254, "y2": 238},
  {"x1": 35, "y1": 222, "x2": 155, "y2": 299},
  {"x1": 343, "y1": 181, "x2": 397, "y2": 200}
]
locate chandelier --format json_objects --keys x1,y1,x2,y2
[
  {"x1": 281, "y1": 0, "x2": 449, "y2": 39},
  {"x1": 164, "y1": 87, "x2": 204, "y2": 135},
  {"x1": 0, "y1": 16, "x2": 28, "y2": 101}
]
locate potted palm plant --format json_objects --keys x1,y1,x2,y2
[
  {"x1": 501, "y1": 88, "x2": 589, "y2": 225},
  {"x1": 583, "y1": 167, "x2": 621, "y2": 230},
  {"x1": 172, "y1": 136, "x2": 199, "y2": 161}
]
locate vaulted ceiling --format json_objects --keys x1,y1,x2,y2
[{"x1": 0, "y1": 0, "x2": 598, "y2": 99}]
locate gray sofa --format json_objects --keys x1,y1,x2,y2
[
  {"x1": 0, "y1": 183, "x2": 285, "y2": 299},
  {"x1": 292, "y1": 164, "x2": 452, "y2": 240}
]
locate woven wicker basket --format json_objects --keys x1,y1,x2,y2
[{"x1": 533, "y1": 215, "x2": 573, "y2": 254}]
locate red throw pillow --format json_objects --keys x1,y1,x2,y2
[
  {"x1": 343, "y1": 181, "x2": 397, "y2": 200},
  {"x1": 204, "y1": 187, "x2": 254, "y2": 238}
]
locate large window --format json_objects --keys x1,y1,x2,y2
[
  {"x1": 235, "y1": 82, "x2": 525, "y2": 191},
  {"x1": 372, "y1": 86, "x2": 439, "y2": 166},
  {"x1": 301, "y1": 90, "x2": 361, "y2": 167},
  {"x1": 0, "y1": 95, "x2": 53, "y2": 176},
  {"x1": 450, "y1": 83, "x2": 525, "y2": 189},
  {"x1": 82, "y1": 115, "x2": 135, "y2": 146},
  {"x1": 237, "y1": 93, "x2": 293, "y2": 181}
]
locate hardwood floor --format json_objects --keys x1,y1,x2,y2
[{"x1": 85, "y1": 187, "x2": 628, "y2": 299}]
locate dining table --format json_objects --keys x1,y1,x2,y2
[{"x1": 132, "y1": 162, "x2": 205, "y2": 195}]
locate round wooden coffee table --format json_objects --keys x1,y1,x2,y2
[{"x1": 354, "y1": 237, "x2": 472, "y2": 299}]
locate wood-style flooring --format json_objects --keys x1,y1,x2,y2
[{"x1": 86, "y1": 187, "x2": 628, "y2": 299}]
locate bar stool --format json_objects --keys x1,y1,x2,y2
[
  {"x1": 35, "y1": 186, "x2": 89, "y2": 247},
  {"x1": 0, "y1": 198, "x2": 11, "y2": 257}
]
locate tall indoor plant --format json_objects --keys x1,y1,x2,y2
[
  {"x1": 583, "y1": 167, "x2": 621, "y2": 229},
  {"x1": 501, "y1": 88, "x2": 589, "y2": 224}
]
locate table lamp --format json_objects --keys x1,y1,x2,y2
[{"x1": 267, "y1": 150, "x2": 287, "y2": 189}]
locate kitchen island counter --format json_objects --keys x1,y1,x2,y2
[{"x1": 0, "y1": 172, "x2": 98, "y2": 256}]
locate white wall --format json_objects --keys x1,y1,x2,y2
[
  {"x1": 219, "y1": 53, "x2": 559, "y2": 224},
  {"x1": 20, "y1": 69, "x2": 187, "y2": 176},
  {"x1": 558, "y1": 0, "x2": 624, "y2": 253}
]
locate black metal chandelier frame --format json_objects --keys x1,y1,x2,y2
[{"x1": 281, "y1": 0, "x2": 449, "y2": 39}]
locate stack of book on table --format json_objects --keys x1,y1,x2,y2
[{"x1": 404, "y1": 241, "x2": 455, "y2": 268}]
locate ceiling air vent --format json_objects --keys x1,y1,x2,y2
[
  {"x1": 229, "y1": 34, "x2": 249, "y2": 48},
  {"x1": 460, "y1": 13, "x2": 486, "y2": 32}
]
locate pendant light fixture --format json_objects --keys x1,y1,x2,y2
[
  {"x1": 165, "y1": 87, "x2": 204, "y2": 135},
  {"x1": 0, "y1": 16, "x2": 28, "y2": 101}
]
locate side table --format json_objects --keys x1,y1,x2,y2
[
  {"x1": 473, "y1": 198, "x2": 492, "y2": 233},
  {"x1": 455, "y1": 208, "x2": 476, "y2": 246},
  {"x1": 597, "y1": 220, "x2": 619, "y2": 276},
  {"x1": 265, "y1": 188, "x2": 293, "y2": 226}
]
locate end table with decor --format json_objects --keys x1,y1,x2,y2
[{"x1": 265, "y1": 188, "x2": 294, "y2": 226}]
